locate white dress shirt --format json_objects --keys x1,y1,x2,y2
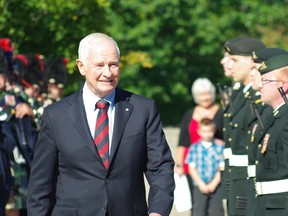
[{"x1": 82, "y1": 82, "x2": 115, "y2": 154}]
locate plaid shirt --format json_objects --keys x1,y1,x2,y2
[{"x1": 186, "y1": 140, "x2": 224, "y2": 185}]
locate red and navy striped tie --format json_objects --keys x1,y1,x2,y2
[{"x1": 94, "y1": 99, "x2": 109, "y2": 169}]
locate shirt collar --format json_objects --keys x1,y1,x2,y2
[
  {"x1": 201, "y1": 141, "x2": 213, "y2": 149},
  {"x1": 273, "y1": 102, "x2": 285, "y2": 115},
  {"x1": 83, "y1": 82, "x2": 115, "y2": 110},
  {"x1": 243, "y1": 82, "x2": 252, "y2": 93}
]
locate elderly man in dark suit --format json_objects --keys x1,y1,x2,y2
[{"x1": 27, "y1": 33, "x2": 175, "y2": 216}]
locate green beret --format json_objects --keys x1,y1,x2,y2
[
  {"x1": 259, "y1": 55, "x2": 288, "y2": 75},
  {"x1": 252, "y1": 48, "x2": 288, "y2": 63},
  {"x1": 225, "y1": 37, "x2": 266, "y2": 56},
  {"x1": 224, "y1": 37, "x2": 247, "y2": 47}
]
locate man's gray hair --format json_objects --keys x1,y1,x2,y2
[{"x1": 78, "y1": 33, "x2": 120, "y2": 64}]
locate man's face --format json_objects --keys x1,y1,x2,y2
[
  {"x1": 220, "y1": 52, "x2": 234, "y2": 78},
  {"x1": 251, "y1": 62, "x2": 262, "y2": 90},
  {"x1": 230, "y1": 55, "x2": 254, "y2": 84},
  {"x1": 259, "y1": 70, "x2": 282, "y2": 107},
  {"x1": 77, "y1": 41, "x2": 120, "y2": 98}
]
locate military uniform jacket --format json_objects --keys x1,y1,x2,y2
[
  {"x1": 247, "y1": 98, "x2": 271, "y2": 166},
  {"x1": 256, "y1": 104, "x2": 288, "y2": 182},
  {"x1": 228, "y1": 86, "x2": 252, "y2": 155},
  {"x1": 223, "y1": 83, "x2": 244, "y2": 148}
]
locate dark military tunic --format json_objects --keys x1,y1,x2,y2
[
  {"x1": 227, "y1": 85, "x2": 253, "y2": 216},
  {"x1": 222, "y1": 82, "x2": 244, "y2": 202},
  {"x1": 246, "y1": 92, "x2": 271, "y2": 216},
  {"x1": 255, "y1": 104, "x2": 288, "y2": 216}
]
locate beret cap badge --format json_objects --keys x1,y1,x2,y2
[
  {"x1": 260, "y1": 62, "x2": 267, "y2": 70},
  {"x1": 225, "y1": 45, "x2": 231, "y2": 53},
  {"x1": 259, "y1": 55, "x2": 288, "y2": 75},
  {"x1": 252, "y1": 51, "x2": 257, "y2": 60}
]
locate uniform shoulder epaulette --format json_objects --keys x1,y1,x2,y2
[
  {"x1": 244, "y1": 91, "x2": 250, "y2": 98},
  {"x1": 255, "y1": 91, "x2": 261, "y2": 96},
  {"x1": 255, "y1": 99, "x2": 262, "y2": 104},
  {"x1": 233, "y1": 82, "x2": 241, "y2": 90}
]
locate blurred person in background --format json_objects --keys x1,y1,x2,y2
[
  {"x1": 0, "y1": 43, "x2": 15, "y2": 216},
  {"x1": 175, "y1": 77, "x2": 224, "y2": 215},
  {"x1": 186, "y1": 118, "x2": 224, "y2": 216}
]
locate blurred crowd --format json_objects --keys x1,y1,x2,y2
[{"x1": 0, "y1": 37, "x2": 68, "y2": 216}]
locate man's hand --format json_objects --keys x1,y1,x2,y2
[
  {"x1": 15, "y1": 103, "x2": 34, "y2": 119},
  {"x1": 174, "y1": 164, "x2": 184, "y2": 176}
]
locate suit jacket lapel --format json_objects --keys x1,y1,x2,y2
[
  {"x1": 109, "y1": 89, "x2": 133, "y2": 164},
  {"x1": 66, "y1": 88, "x2": 101, "y2": 161},
  {"x1": 65, "y1": 88, "x2": 134, "y2": 169}
]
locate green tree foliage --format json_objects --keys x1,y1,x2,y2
[
  {"x1": 103, "y1": 0, "x2": 288, "y2": 125},
  {"x1": 1, "y1": 0, "x2": 288, "y2": 125}
]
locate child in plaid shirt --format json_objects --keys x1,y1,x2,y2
[{"x1": 186, "y1": 118, "x2": 224, "y2": 216}]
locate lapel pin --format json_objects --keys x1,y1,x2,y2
[{"x1": 125, "y1": 108, "x2": 129, "y2": 111}]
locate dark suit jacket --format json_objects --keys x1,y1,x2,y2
[{"x1": 27, "y1": 87, "x2": 175, "y2": 216}]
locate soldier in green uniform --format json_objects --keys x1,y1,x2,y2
[
  {"x1": 224, "y1": 37, "x2": 265, "y2": 216},
  {"x1": 246, "y1": 48, "x2": 288, "y2": 216},
  {"x1": 221, "y1": 37, "x2": 245, "y2": 216},
  {"x1": 255, "y1": 55, "x2": 288, "y2": 216}
]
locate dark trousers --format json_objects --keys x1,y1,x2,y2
[
  {"x1": 246, "y1": 178, "x2": 256, "y2": 216},
  {"x1": 228, "y1": 167, "x2": 247, "y2": 216},
  {"x1": 192, "y1": 184, "x2": 224, "y2": 216},
  {"x1": 186, "y1": 174, "x2": 194, "y2": 216}
]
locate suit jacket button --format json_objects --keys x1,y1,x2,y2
[{"x1": 105, "y1": 178, "x2": 111, "y2": 183}]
